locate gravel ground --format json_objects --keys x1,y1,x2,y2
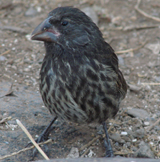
[{"x1": 0, "y1": 0, "x2": 160, "y2": 161}]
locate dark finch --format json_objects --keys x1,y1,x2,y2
[{"x1": 31, "y1": 7, "x2": 127, "y2": 157}]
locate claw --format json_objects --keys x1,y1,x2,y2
[
  {"x1": 102, "y1": 122, "x2": 114, "y2": 157},
  {"x1": 26, "y1": 116, "x2": 57, "y2": 159}
]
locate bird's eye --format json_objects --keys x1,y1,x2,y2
[{"x1": 61, "y1": 21, "x2": 68, "y2": 26}]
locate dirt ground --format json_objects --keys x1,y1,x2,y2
[{"x1": 0, "y1": 0, "x2": 160, "y2": 161}]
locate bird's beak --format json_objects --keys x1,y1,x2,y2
[{"x1": 31, "y1": 16, "x2": 59, "y2": 43}]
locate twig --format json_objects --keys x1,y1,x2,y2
[
  {"x1": 135, "y1": 0, "x2": 160, "y2": 22},
  {"x1": 0, "y1": 26, "x2": 28, "y2": 34},
  {"x1": 141, "y1": 82, "x2": 160, "y2": 86},
  {"x1": 107, "y1": 24, "x2": 159, "y2": 32},
  {"x1": 0, "y1": 3, "x2": 13, "y2": 10},
  {"x1": 123, "y1": 24, "x2": 159, "y2": 31},
  {"x1": 79, "y1": 124, "x2": 113, "y2": 152},
  {"x1": 146, "y1": 118, "x2": 160, "y2": 131},
  {"x1": 79, "y1": 135, "x2": 101, "y2": 152},
  {"x1": 0, "y1": 50, "x2": 11, "y2": 56},
  {"x1": 0, "y1": 116, "x2": 12, "y2": 124},
  {"x1": 106, "y1": 27, "x2": 123, "y2": 31},
  {"x1": 0, "y1": 139, "x2": 52, "y2": 160},
  {"x1": 80, "y1": 147, "x2": 91, "y2": 157},
  {"x1": 114, "y1": 151, "x2": 133, "y2": 155},
  {"x1": 16, "y1": 119, "x2": 50, "y2": 160},
  {"x1": 116, "y1": 40, "x2": 148, "y2": 54},
  {"x1": 0, "y1": 83, "x2": 16, "y2": 98}
]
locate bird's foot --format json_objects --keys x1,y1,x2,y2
[
  {"x1": 26, "y1": 117, "x2": 57, "y2": 160},
  {"x1": 104, "y1": 140, "x2": 114, "y2": 157},
  {"x1": 103, "y1": 122, "x2": 114, "y2": 158}
]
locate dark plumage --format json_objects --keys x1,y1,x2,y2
[{"x1": 31, "y1": 6, "x2": 127, "y2": 157}]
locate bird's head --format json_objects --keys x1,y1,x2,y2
[{"x1": 31, "y1": 7, "x2": 103, "y2": 49}]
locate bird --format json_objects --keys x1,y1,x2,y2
[{"x1": 31, "y1": 6, "x2": 127, "y2": 158}]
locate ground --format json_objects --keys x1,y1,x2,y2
[{"x1": 0, "y1": 0, "x2": 160, "y2": 161}]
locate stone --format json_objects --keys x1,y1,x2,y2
[
  {"x1": 66, "y1": 147, "x2": 79, "y2": 158},
  {"x1": 118, "y1": 56, "x2": 125, "y2": 66},
  {"x1": 135, "y1": 141, "x2": 154, "y2": 158},
  {"x1": 128, "y1": 84, "x2": 141, "y2": 93},
  {"x1": 126, "y1": 108, "x2": 150, "y2": 119},
  {"x1": 25, "y1": 7, "x2": 37, "y2": 17},
  {"x1": 110, "y1": 133, "x2": 125, "y2": 144},
  {"x1": 133, "y1": 128, "x2": 145, "y2": 138},
  {"x1": 0, "y1": 56, "x2": 7, "y2": 61},
  {"x1": 147, "y1": 43, "x2": 160, "y2": 55}
]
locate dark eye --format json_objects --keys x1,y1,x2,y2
[{"x1": 61, "y1": 21, "x2": 68, "y2": 26}]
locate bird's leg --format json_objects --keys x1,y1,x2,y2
[
  {"x1": 102, "y1": 122, "x2": 114, "y2": 157},
  {"x1": 36, "y1": 116, "x2": 57, "y2": 142},
  {"x1": 29, "y1": 116, "x2": 57, "y2": 159}
]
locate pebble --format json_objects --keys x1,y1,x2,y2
[
  {"x1": 126, "y1": 108, "x2": 150, "y2": 119},
  {"x1": 25, "y1": 7, "x2": 38, "y2": 17},
  {"x1": 126, "y1": 130, "x2": 134, "y2": 139},
  {"x1": 112, "y1": 16, "x2": 123, "y2": 25},
  {"x1": 133, "y1": 128, "x2": 145, "y2": 138},
  {"x1": 97, "y1": 125, "x2": 103, "y2": 135},
  {"x1": 110, "y1": 133, "x2": 125, "y2": 144},
  {"x1": 128, "y1": 84, "x2": 141, "y2": 93},
  {"x1": 121, "y1": 132, "x2": 128, "y2": 135},
  {"x1": 87, "y1": 149, "x2": 96, "y2": 157},
  {"x1": 24, "y1": 68, "x2": 30, "y2": 72},
  {"x1": 125, "y1": 142, "x2": 131, "y2": 147},
  {"x1": 154, "y1": 126, "x2": 160, "y2": 131},
  {"x1": 144, "y1": 121, "x2": 150, "y2": 126},
  {"x1": 132, "y1": 139, "x2": 137, "y2": 142},
  {"x1": 118, "y1": 56, "x2": 125, "y2": 66},
  {"x1": 135, "y1": 141, "x2": 154, "y2": 158},
  {"x1": 155, "y1": 76, "x2": 160, "y2": 82},
  {"x1": 147, "y1": 43, "x2": 160, "y2": 55},
  {"x1": 131, "y1": 146, "x2": 138, "y2": 152},
  {"x1": 66, "y1": 147, "x2": 79, "y2": 158},
  {"x1": 122, "y1": 136, "x2": 131, "y2": 142},
  {"x1": 0, "y1": 56, "x2": 7, "y2": 61}
]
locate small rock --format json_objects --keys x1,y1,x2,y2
[
  {"x1": 25, "y1": 7, "x2": 37, "y2": 17},
  {"x1": 144, "y1": 121, "x2": 150, "y2": 126},
  {"x1": 24, "y1": 68, "x2": 30, "y2": 72},
  {"x1": 66, "y1": 147, "x2": 79, "y2": 158},
  {"x1": 126, "y1": 130, "x2": 134, "y2": 138},
  {"x1": 128, "y1": 84, "x2": 141, "y2": 93},
  {"x1": 135, "y1": 141, "x2": 154, "y2": 158},
  {"x1": 87, "y1": 149, "x2": 96, "y2": 157},
  {"x1": 110, "y1": 133, "x2": 125, "y2": 144},
  {"x1": 135, "y1": 52, "x2": 143, "y2": 57},
  {"x1": 154, "y1": 126, "x2": 160, "y2": 131},
  {"x1": 147, "y1": 43, "x2": 160, "y2": 55},
  {"x1": 97, "y1": 125, "x2": 103, "y2": 135},
  {"x1": 125, "y1": 142, "x2": 131, "y2": 147},
  {"x1": 115, "y1": 142, "x2": 119, "y2": 147},
  {"x1": 121, "y1": 132, "x2": 128, "y2": 135},
  {"x1": 126, "y1": 108, "x2": 150, "y2": 119},
  {"x1": 0, "y1": 56, "x2": 7, "y2": 61},
  {"x1": 122, "y1": 136, "x2": 131, "y2": 142},
  {"x1": 82, "y1": 7, "x2": 98, "y2": 25},
  {"x1": 155, "y1": 76, "x2": 160, "y2": 82},
  {"x1": 131, "y1": 146, "x2": 138, "y2": 152},
  {"x1": 112, "y1": 16, "x2": 122, "y2": 25},
  {"x1": 118, "y1": 56, "x2": 125, "y2": 66},
  {"x1": 133, "y1": 128, "x2": 145, "y2": 138},
  {"x1": 132, "y1": 139, "x2": 137, "y2": 142}
]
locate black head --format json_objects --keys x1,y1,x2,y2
[{"x1": 31, "y1": 7, "x2": 103, "y2": 48}]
